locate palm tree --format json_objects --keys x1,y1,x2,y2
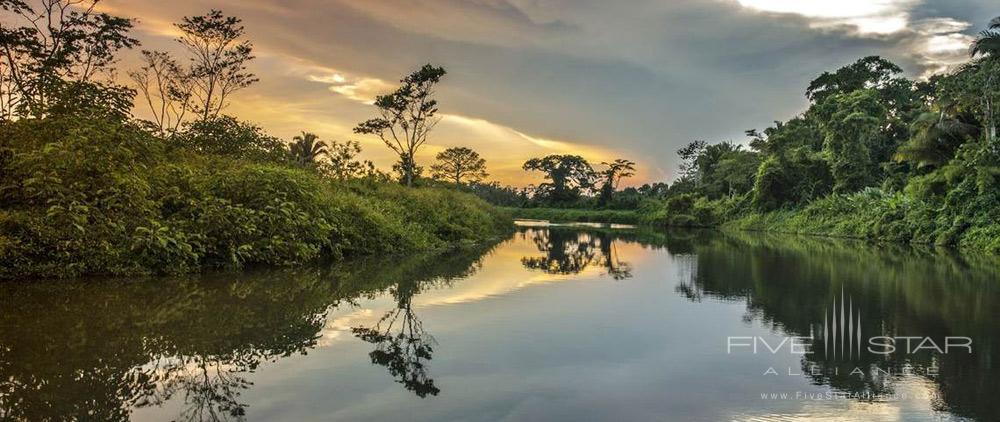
[
  {"x1": 289, "y1": 132, "x2": 329, "y2": 167},
  {"x1": 970, "y1": 17, "x2": 1000, "y2": 58},
  {"x1": 969, "y1": 17, "x2": 1000, "y2": 144},
  {"x1": 894, "y1": 111, "x2": 977, "y2": 168}
]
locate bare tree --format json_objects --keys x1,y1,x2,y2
[
  {"x1": 354, "y1": 64, "x2": 446, "y2": 187},
  {"x1": 128, "y1": 50, "x2": 193, "y2": 134},
  {"x1": 0, "y1": 60, "x2": 16, "y2": 120}
]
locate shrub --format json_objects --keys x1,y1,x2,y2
[
  {"x1": 0, "y1": 117, "x2": 512, "y2": 278},
  {"x1": 173, "y1": 116, "x2": 287, "y2": 163}
]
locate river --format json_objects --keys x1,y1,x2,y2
[{"x1": 1, "y1": 221, "x2": 997, "y2": 421}]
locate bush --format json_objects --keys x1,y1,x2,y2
[
  {"x1": 752, "y1": 150, "x2": 833, "y2": 211},
  {"x1": 0, "y1": 116, "x2": 512, "y2": 278},
  {"x1": 173, "y1": 116, "x2": 287, "y2": 163}
]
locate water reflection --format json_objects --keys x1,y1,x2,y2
[
  {"x1": 671, "y1": 231, "x2": 1000, "y2": 419},
  {"x1": 0, "y1": 243, "x2": 494, "y2": 421},
  {"x1": 518, "y1": 227, "x2": 636, "y2": 280},
  {"x1": 1, "y1": 227, "x2": 999, "y2": 420}
]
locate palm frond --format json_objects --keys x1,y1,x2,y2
[
  {"x1": 970, "y1": 29, "x2": 1000, "y2": 58},
  {"x1": 989, "y1": 16, "x2": 1000, "y2": 30}
]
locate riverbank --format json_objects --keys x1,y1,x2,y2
[
  {"x1": 501, "y1": 207, "x2": 641, "y2": 225},
  {"x1": 501, "y1": 188, "x2": 1000, "y2": 255},
  {"x1": 0, "y1": 116, "x2": 512, "y2": 279}
]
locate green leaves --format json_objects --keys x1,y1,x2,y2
[
  {"x1": 522, "y1": 154, "x2": 594, "y2": 203},
  {"x1": 353, "y1": 64, "x2": 447, "y2": 187},
  {"x1": 0, "y1": 0, "x2": 138, "y2": 118},
  {"x1": 430, "y1": 146, "x2": 488, "y2": 185}
]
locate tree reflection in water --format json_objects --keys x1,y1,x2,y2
[
  {"x1": 670, "y1": 230, "x2": 1000, "y2": 420},
  {"x1": 352, "y1": 279, "x2": 439, "y2": 397},
  {"x1": 4, "y1": 228, "x2": 1000, "y2": 420},
  {"x1": 519, "y1": 227, "x2": 633, "y2": 280},
  {"x1": 0, "y1": 242, "x2": 496, "y2": 421}
]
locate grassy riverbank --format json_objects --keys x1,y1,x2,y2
[
  {"x1": 0, "y1": 116, "x2": 512, "y2": 279},
  {"x1": 723, "y1": 188, "x2": 1000, "y2": 254},
  {"x1": 502, "y1": 207, "x2": 641, "y2": 224},
  {"x1": 503, "y1": 186, "x2": 1000, "y2": 255}
]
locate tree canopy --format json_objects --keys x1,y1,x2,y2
[{"x1": 431, "y1": 147, "x2": 488, "y2": 185}]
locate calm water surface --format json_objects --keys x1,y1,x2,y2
[{"x1": 2, "y1": 223, "x2": 999, "y2": 421}]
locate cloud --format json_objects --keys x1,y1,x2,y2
[
  {"x1": 733, "y1": 0, "x2": 976, "y2": 74},
  {"x1": 307, "y1": 72, "x2": 396, "y2": 104},
  {"x1": 736, "y1": 0, "x2": 918, "y2": 34},
  {"x1": 99, "y1": 0, "x2": 988, "y2": 187}
]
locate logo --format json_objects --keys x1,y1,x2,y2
[
  {"x1": 727, "y1": 288, "x2": 972, "y2": 360},
  {"x1": 818, "y1": 289, "x2": 861, "y2": 360}
]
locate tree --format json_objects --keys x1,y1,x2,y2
[
  {"x1": 522, "y1": 155, "x2": 594, "y2": 203},
  {"x1": 601, "y1": 159, "x2": 636, "y2": 190},
  {"x1": 175, "y1": 9, "x2": 258, "y2": 120},
  {"x1": 970, "y1": 17, "x2": 1000, "y2": 59},
  {"x1": 715, "y1": 149, "x2": 760, "y2": 197},
  {"x1": 751, "y1": 149, "x2": 832, "y2": 211},
  {"x1": 677, "y1": 141, "x2": 758, "y2": 199},
  {"x1": 0, "y1": 0, "x2": 138, "y2": 118},
  {"x1": 815, "y1": 89, "x2": 886, "y2": 193},
  {"x1": 747, "y1": 117, "x2": 824, "y2": 156},
  {"x1": 597, "y1": 158, "x2": 636, "y2": 205},
  {"x1": 288, "y1": 132, "x2": 328, "y2": 167},
  {"x1": 894, "y1": 111, "x2": 977, "y2": 168},
  {"x1": 128, "y1": 50, "x2": 194, "y2": 135},
  {"x1": 391, "y1": 153, "x2": 424, "y2": 184},
  {"x1": 430, "y1": 146, "x2": 487, "y2": 185},
  {"x1": 677, "y1": 140, "x2": 708, "y2": 179},
  {"x1": 968, "y1": 17, "x2": 1000, "y2": 144},
  {"x1": 805, "y1": 56, "x2": 902, "y2": 104},
  {"x1": 354, "y1": 64, "x2": 447, "y2": 187},
  {"x1": 321, "y1": 139, "x2": 375, "y2": 181}
]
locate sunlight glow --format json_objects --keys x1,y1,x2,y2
[
  {"x1": 736, "y1": 0, "x2": 916, "y2": 34},
  {"x1": 736, "y1": 0, "x2": 911, "y2": 19},
  {"x1": 307, "y1": 72, "x2": 395, "y2": 104}
]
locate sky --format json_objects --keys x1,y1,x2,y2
[{"x1": 97, "y1": 0, "x2": 997, "y2": 186}]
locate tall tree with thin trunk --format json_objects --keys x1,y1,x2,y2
[
  {"x1": 597, "y1": 159, "x2": 636, "y2": 204},
  {"x1": 354, "y1": 64, "x2": 446, "y2": 187},
  {"x1": 970, "y1": 16, "x2": 1000, "y2": 144},
  {"x1": 128, "y1": 50, "x2": 194, "y2": 135},
  {"x1": 430, "y1": 146, "x2": 487, "y2": 185},
  {"x1": 175, "y1": 9, "x2": 258, "y2": 121}
]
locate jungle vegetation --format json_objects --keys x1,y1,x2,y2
[
  {"x1": 498, "y1": 17, "x2": 1000, "y2": 254},
  {"x1": 0, "y1": 3, "x2": 510, "y2": 278},
  {"x1": 3, "y1": 1, "x2": 1000, "y2": 280}
]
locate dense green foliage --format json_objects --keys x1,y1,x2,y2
[
  {"x1": 495, "y1": 23, "x2": 1000, "y2": 255},
  {"x1": 0, "y1": 116, "x2": 511, "y2": 278},
  {"x1": 0, "y1": 5, "x2": 510, "y2": 279},
  {"x1": 626, "y1": 25, "x2": 1000, "y2": 253}
]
